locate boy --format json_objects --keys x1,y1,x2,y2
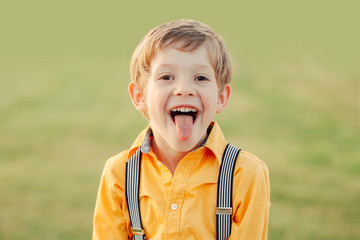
[{"x1": 93, "y1": 19, "x2": 270, "y2": 240}]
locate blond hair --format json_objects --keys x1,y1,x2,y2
[{"x1": 130, "y1": 19, "x2": 232, "y2": 94}]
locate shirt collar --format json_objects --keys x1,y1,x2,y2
[
  {"x1": 127, "y1": 121, "x2": 228, "y2": 164},
  {"x1": 203, "y1": 121, "x2": 228, "y2": 163}
]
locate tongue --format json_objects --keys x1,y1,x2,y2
[{"x1": 174, "y1": 115, "x2": 194, "y2": 141}]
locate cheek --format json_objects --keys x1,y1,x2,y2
[
  {"x1": 147, "y1": 93, "x2": 166, "y2": 114},
  {"x1": 202, "y1": 94, "x2": 218, "y2": 115}
]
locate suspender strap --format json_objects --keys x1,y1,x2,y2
[
  {"x1": 125, "y1": 148, "x2": 146, "y2": 240},
  {"x1": 216, "y1": 143, "x2": 241, "y2": 240}
]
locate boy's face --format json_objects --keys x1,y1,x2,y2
[{"x1": 130, "y1": 45, "x2": 230, "y2": 154}]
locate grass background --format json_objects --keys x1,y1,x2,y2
[{"x1": 0, "y1": 0, "x2": 359, "y2": 239}]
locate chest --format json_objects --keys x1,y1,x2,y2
[{"x1": 125, "y1": 144, "x2": 240, "y2": 239}]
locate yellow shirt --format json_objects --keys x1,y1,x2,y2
[{"x1": 93, "y1": 122, "x2": 270, "y2": 240}]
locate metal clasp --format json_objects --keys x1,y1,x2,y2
[
  {"x1": 132, "y1": 227, "x2": 145, "y2": 236},
  {"x1": 216, "y1": 207, "x2": 232, "y2": 215}
]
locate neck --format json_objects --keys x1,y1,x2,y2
[{"x1": 151, "y1": 140, "x2": 188, "y2": 175}]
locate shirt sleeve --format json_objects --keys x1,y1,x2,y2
[
  {"x1": 230, "y1": 156, "x2": 271, "y2": 240},
  {"x1": 92, "y1": 158, "x2": 130, "y2": 240}
]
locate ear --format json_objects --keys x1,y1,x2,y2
[
  {"x1": 129, "y1": 82, "x2": 147, "y2": 112},
  {"x1": 216, "y1": 84, "x2": 231, "y2": 113}
]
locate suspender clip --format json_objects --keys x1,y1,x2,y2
[
  {"x1": 132, "y1": 227, "x2": 145, "y2": 236},
  {"x1": 216, "y1": 207, "x2": 232, "y2": 215}
]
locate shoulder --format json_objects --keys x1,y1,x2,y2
[
  {"x1": 101, "y1": 149, "x2": 131, "y2": 189},
  {"x1": 105, "y1": 150, "x2": 129, "y2": 168},
  {"x1": 236, "y1": 150, "x2": 269, "y2": 175},
  {"x1": 233, "y1": 150, "x2": 270, "y2": 192}
]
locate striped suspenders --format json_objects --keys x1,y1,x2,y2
[
  {"x1": 125, "y1": 148, "x2": 146, "y2": 240},
  {"x1": 216, "y1": 144, "x2": 241, "y2": 240},
  {"x1": 125, "y1": 144, "x2": 241, "y2": 240}
]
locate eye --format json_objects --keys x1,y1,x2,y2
[
  {"x1": 195, "y1": 75, "x2": 209, "y2": 81},
  {"x1": 159, "y1": 75, "x2": 174, "y2": 80}
]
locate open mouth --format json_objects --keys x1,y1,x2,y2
[{"x1": 170, "y1": 107, "x2": 198, "y2": 123}]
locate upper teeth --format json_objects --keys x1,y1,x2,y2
[{"x1": 171, "y1": 107, "x2": 197, "y2": 113}]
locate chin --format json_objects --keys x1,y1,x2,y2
[{"x1": 173, "y1": 138, "x2": 201, "y2": 153}]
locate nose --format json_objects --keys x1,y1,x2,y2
[{"x1": 173, "y1": 79, "x2": 196, "y2": 97}]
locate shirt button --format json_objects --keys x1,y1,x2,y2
[{"x1": 171, "y1": 203, "x2": 177, "y2": 210}]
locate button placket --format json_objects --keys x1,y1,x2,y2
[{"x1": 164, "y1": 152, "x2": 203, "y2": 239}]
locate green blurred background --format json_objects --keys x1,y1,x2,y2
[{"x1": 1, "y1": 0, "x2": 359, "y2": 239}]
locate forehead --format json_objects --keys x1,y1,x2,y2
[{"x1": 150, "y1": 45, "x2": 214, "y2": 72}]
